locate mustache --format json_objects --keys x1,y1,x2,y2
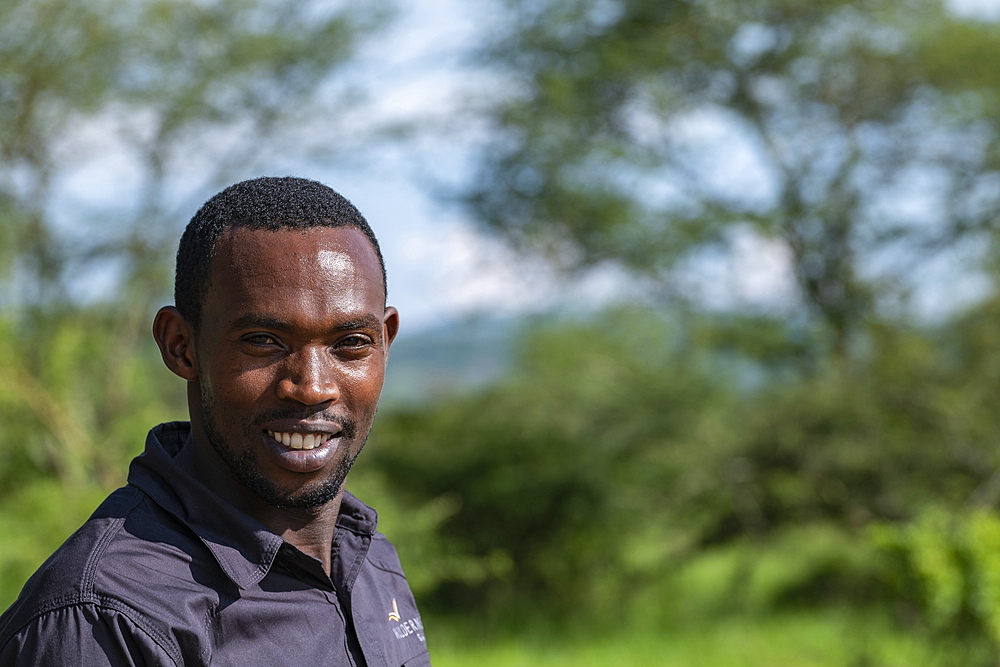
[{"x1": 253, "y1": 407, "x2": 357, "y2": 439}]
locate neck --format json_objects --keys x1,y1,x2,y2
[{"x1": 175, "y1": 429, "x2": 343, "y2": 576}]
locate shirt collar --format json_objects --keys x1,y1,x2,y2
[
  {"x1": 336, "y1": 489, "x2": 379, "y2": 536},
  {"x1": 126, "y1": 422, "x2": 378, "y2": 590}
]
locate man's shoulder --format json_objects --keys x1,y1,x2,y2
[
  {"x1": 0, "y1": 483, "x2": 210, "y2": 645},
  {"x1": 2, "y1": 487, "x2": 145, "y2": 618}
]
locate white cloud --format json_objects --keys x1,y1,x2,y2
[{"x1": 947, "y1": 0, "x2": 1000, "y2": 20}]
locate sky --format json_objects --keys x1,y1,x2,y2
[
  {"x1": 48, "y1": 0, "x2": 632, "y2": 334},
  {"x1": 950, "y1": 0, "x2": 1000, "y2": 18},
  {"x1": 325, "y1": 0, "x2": 1000, "y2": 330},
  {"x1": 51, "y1": 0, "x2": 1000, "y2": 334},
  {"x1": 306, "y1": 0, "x2": 634, "y2": 333}
]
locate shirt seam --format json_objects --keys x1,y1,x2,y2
[
  {"x1": 0, "y1": 488, "x2": 183, "y2": 665},
  {"x1": 0, "y1": 487, "x2": 141, "y2": 647},
  {"x1": 81, "y1": 487, "x2": 144, "y2": 597},
  {"x1": 94, "y1": 596, "x2": 183, "y2": 666},
  {"x1": 365, "y1": 559, "x2": 409, "y2": 578},
  {"x1": 0, "y1": 598, "x2": 182, "y2": 666},
  {"x1": 348, "y1": 538, "x2": 391, "y2": 667}
]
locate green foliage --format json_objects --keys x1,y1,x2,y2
[
  {"x1": 367, "y1": 303, "x2": 1000, "y2": 638},
  {"x1": 0, "y1": 481, "x2": 109, "y2": 609},
  {"x1": 0, "y1": 309, "x2": 185, "y2": 493},
  {"x1": 370, "y1": 309, "x2": 727, "y2": 620},
  {"x1": 872, "y1": 507, "x2": 1000, "y2": 662},
  {"x1": 428, "y1": 610, "x2": 975, "y2": 667},
  {"x1": 446, "y1": 2, "x2": 1000, "y2": 636},
  {"x1": 0, "y1": 306, "x2": 186, "y2": 606},
  {"x1": 465, "y1": 0, "x2": 1000, "y2": 353},
  {"x1": 0, "y1": 0, "x2": 388, "y2": 307}
]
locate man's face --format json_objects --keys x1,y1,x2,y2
[{"x1": 191, "y1": 226, "x2": 396, "y2": 509}]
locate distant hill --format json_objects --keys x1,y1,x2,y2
[{"x1": 380, "y1": 315, "x2": 517, "y2": 407}]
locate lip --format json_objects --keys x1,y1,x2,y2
[{"x1": 260, "y1": 424, "x2": 344, "y2": 474}]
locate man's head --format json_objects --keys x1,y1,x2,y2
[{"x1": 153, "y1": 177, "x2": 398, "y2": 512}]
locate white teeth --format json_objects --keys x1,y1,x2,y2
[{"x1": 267, "y1": 431, "x2": 331, "y2": 451}]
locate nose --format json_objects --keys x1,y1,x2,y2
[{"x1": 275, "y1": 346, "x2": 341, "y2": 406}]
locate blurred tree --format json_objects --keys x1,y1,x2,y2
[
  {"x1": 463, "y1": 0, "x2": 1000, "y2": 356},
  {"x1": 368, "y1": 304, "x2": 1000, "y2": 629},
  {"x1": 0, "y1": 0, "x2": 391, "y2": 606},
  {"x1": 0, "y1": 0, "x2": 387, "y2": 310},
  {"x1": 370, "y1": 0, "x2": 1000, "y2": 644},
  {"x1": 370, "y1": 310, "x2": 727, "y2": 622}
]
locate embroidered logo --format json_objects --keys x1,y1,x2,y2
[
  {"x1": 388, "y1": 598, "x2": 425, "y2": 642},
  {"x1": 388, "y1": 598, "x2": 401, "y2": 623}
]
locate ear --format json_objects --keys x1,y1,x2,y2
[
  {"x1": 382, "y1": 306, "x2": 400, "y2": 353},
  {"x1": 153, "y1": 306, "x2": 199, "y2": 381}
]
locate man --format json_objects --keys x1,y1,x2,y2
[{"x1": 0, "y1": 177, "x2": 429, "y2": 666}]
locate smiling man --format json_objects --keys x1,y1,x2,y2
[{"x1": 0, "y1": 177, "x2": 429, "y2": 666}]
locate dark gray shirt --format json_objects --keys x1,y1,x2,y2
[{"x1": 0, "y1": 422, "x2": 430, "y2": 667}]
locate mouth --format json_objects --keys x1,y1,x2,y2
[{"x1": 266, "y1": 430, "x2": 336, "y2": 451}]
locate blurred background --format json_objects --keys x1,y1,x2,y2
[{"x1": 5, "y1": 0, "x2": 1000, "y2": 663}]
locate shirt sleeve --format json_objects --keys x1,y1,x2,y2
[{"x1": 0, "y1": 604, "x2": 177, "y2": 667}]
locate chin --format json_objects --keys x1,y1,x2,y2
[{"x1": 234, "y1": 446, "x2": 358, "y2": 510}]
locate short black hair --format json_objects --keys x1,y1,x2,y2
[{"x1": 174, "y1": 176, "x2": 386, "y2": 330}]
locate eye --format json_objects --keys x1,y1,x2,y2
[
  {"x1": 242, "y1": 333, "x2": 280, "y2": 346},
  {"x1": 337, "y1": 335, "x2": 372, "y2": 349},
  {"x1": 334, "y1": 334, "x2": 376, "y2": 357}
]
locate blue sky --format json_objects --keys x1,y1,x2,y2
[{"x1": 50, "y1": 0, "x2": 1000, "y2": 334}]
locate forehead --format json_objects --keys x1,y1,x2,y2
[{"x1": 202, "y1": 226, "x2": 384, "y2": 325}]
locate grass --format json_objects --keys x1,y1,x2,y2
[{"x1": 427, "y1": 609, "x2": 962, "y2": 667}]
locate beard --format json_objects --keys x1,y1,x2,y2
[{"x1": 200, "y1": 387, "x2": 367, "y2": 510}]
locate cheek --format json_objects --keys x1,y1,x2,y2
[
  {"x1": 205, "y1": 359, "x2": 277, "y2": 408},
  {"x1": 340, "y1": 362, "x2": 386, "y2": 406}
]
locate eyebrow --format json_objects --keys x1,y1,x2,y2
[{"x1": 227, "y1": 313, "x2": 382, "y2": 333}]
